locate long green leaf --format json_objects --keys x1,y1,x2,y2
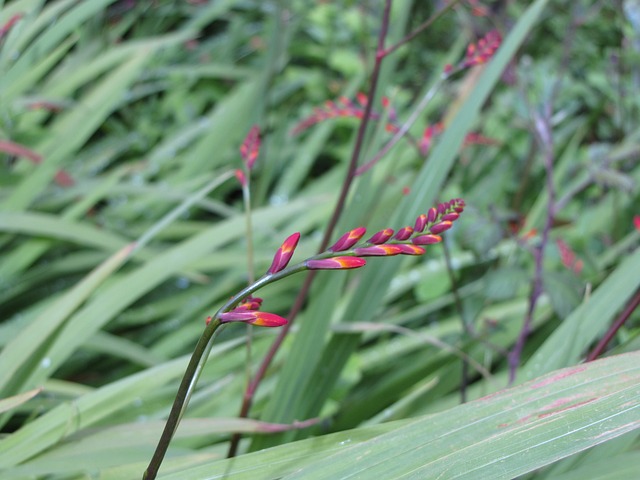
[{"x1": 156, "y1": 352, "x2": 640, "y2": 479}]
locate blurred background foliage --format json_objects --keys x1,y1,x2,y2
[{"x1": 0, "y1": 0, "x2": 639, "y2": 478}]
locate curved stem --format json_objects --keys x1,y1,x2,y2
[
  {"x1": 143, "y1": 265, "x2": 306, "y2": 479},
  {"x1": 143, "y1": 318, "x2": 224, "y2": 480}
]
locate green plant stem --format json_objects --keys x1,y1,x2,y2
[
  {"x1": 242, "y1": 177, "x2": 255, "y2": 393},
  {"x1": 143, "y1": 317, "x2": 225, "y2": 480},
  {"x1": 143, "y1": 264, "x2": 306, "y2": 479},
  {"x1": 243, "y1": 179, "x2": 255, "y2": 284}
]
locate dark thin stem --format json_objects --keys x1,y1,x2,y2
[
  {"x1": 379, "y1": 0, "x2": 459, "y2": 58},
  {"x1": 227, "y1": 0, "x2": 394, "y2": 458},
  {"x1": 586, "y1": 288, "x2": 640, "y2": 362},
  {"x1": 508, "y1": 108, "x2": 555, "y2": 385},
  {"x1": 507, "y1": 6, "x2": 582, "y2": 384},
  {"x1": 355, "y1": 76, "x2": 445, "y2": 176},
  {"x1": 441, "y1": 239, "x2": 468, "y2": 403}
]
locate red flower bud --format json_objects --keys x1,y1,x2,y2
[
  {"x1": 397, "y1": 244, "x2": 425, "y2": 255},
  {"x1": 353, "y1": 245, "x2": 402, "y2": 256},
  {"x1": 414, "y1": 214, "x2": 427, "y2": 232},
  {"x1": 411, "y1": 234, "x2": 442, "y2": 245},
  {"x1": 306, "y1": 257, "x2": 366, "y2": 270},
  {"x1": 442, "y1": 212, "x2": 459, "y2": 221},
  {"x1": 268, "y1": 232, "x2": 300, "y2": 274},
  {"x1": 430, "y1": 221, "x2": 452, "y2": 234},
  {"x1": 366, "y1": 228, "x2": 394, "y2": 244},
  {"x1": 249, "y1": 311, "x2": 288, "y2": 327},
  {"x1": 219, "y1": 310, "x2": 287, "y2": 327},
  {"x1": 329, "y1": 227, "x2": 366, "y2": 252},
  {"x1": 218, "y1": 311, "x2": 258, "y2": 322},
  {"x1": 235, "y1": 296, "x2": 263, "y2": 311},
  {"x1": 394, "y1": 226, "x2": 414, "y2": 241},
  {"x1": 427, "y1": 207, "x2": 437, "y2": 223}
]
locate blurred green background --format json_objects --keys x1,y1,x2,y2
[{"x1": 1, "y1": 1, "x2": 639, "y2": 479}]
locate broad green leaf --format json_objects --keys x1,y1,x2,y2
[{"x1": 158, "y1": 352, "x2": 640, "y2": 479}]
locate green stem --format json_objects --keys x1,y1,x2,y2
[
  {"x1": 242, "y1": 177, "x2": 255, "y2": 392},
  {"x1": 243, "y1": 178, "x2": 255, "y2": 284},
  {"x1": 143, "y1": 264, "x2": 307, "y2": 479}
]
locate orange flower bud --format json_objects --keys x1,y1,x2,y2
[
  {"x1": 306, "y1": 257, "x2": 366, "y2": 270},
  {"x1": 268, "y1": 232, "x2": 300, "y2": 274},
  {"x1": 329, "y1": 227, "x2": 366, "y2": 252}
]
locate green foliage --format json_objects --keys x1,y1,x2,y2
[{"x1": 1, "y1": 1, "x2": 638, "y2": 479}]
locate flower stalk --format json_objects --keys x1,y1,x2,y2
[{"x1": 143, "y1": 198, "x2": 464, "y2": 479}]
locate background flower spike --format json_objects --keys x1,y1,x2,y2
[{"x1": 240, "y1": 125, "x2": 260, "y2": 170}]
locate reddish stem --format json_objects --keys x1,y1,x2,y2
[
  {"x1": 508, "y1": 107, "x2": 555, "y2": 385},
  {"x1": 586, "y1": 289, "x2": 640, "y2": 362},
  {"x1": 379, "y1": 0, "x2": 459, "y2": 58}
]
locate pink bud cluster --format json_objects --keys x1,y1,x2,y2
[
  {"x1": 315, "y1": 197, "x2": 466, "y2": 267},
  {"x1": 462, "y1": 30, "x2": 501, "y2": 68},
  {"x1": 292, "y1": 92, "x2": 397, "y2": 135},
  {"x1": 236, "y1": 125, "x2": 261, "y2": 186},
  {"x1": 419, "y1": 122, "x2": 499, "y2": 156},
  {"x1": 208, "y1": 295, "x2": 288, "y2": 328},
  {"x1": 216, "y1": 199, "x2": 464, "y2": 329},
  {"x1": 443, "y1": 30, "x2": 502, "y2": 75},
  {"x1": 264, "y1": 198, "x2": 464, "y2": 275}
]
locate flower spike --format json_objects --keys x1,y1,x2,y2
[
  {"x1": 329, "y1": 227, "x2": 366, "y2": 252},
  {"x1": 306, "y1": 257, "x2": 366, "y2": 270},
  {"x1": 268, "y1": 232, "x2": 301, "y2": 274},
  {"x1": 240, "y1": 125, "x2": 260, "y2": 170}
]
